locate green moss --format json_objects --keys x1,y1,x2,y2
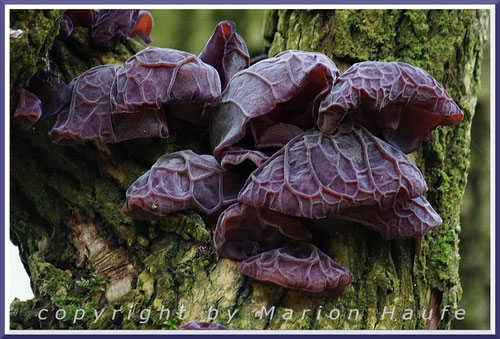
[
  {"x1": 10, "y1": 128, "x2": 68, "y2": 226},
  {"x1": 93, "y1": 179, "x2": 138, "y2": 245},
  {"x1": 77, "y1": 274, "x2": 107, "y2": 293},
  {"x1": 142, "y1": 239, "x2": 178, "y2": 305},
  {"x1": 162, "y1": 314, "x2": 181, "y2": 330},
  {"x1": 159, "y1": 211, "x2": 210, "y2": 243},
  {"x1": 10, "y1": 10, "x2": 64, "y2": 91},
  {"x1": 51, "y1": 39, "x2": 90, "y2": 82},
  {"x1": 27, "y1": 260, "x2": 106, "y2": 328},
  {"x1": 324, "y1": 10, "x2": 400, "y2": 61},
  {"x1": 124, "y1": 35, "x2": 149, "y2": 55}
]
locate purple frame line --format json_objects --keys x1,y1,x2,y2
[
  {"x1": 0, "y1": 335, "x2": 436, "y2": 338},
  {"x1": 495, "y1": 1, "x2": 499, "y2": 337},
  {"x1": 1, "y1": 0, "x2": 499, "y2": 4},
  {"x1": 1, "y1": 1, "x2": 499, "y2": 338},
  {"x1": 1, "y1": 0, "x2": 4, "y2": 337}
]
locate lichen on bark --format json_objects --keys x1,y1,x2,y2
[{"x1": 9, "y1": 9, "x2": 488, "y2": 330}]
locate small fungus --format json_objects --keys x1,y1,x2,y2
[
  {"x1": 59, "y1": 10, "x2": 96, "y2": 40},
  {"x1": 65, "y1": 9, "x2": 96, "y2": 28},
  {"x1": 91, "y1": 9, "x2": 140, "y2": 50},
  {"x1": 26, "y1": 67, "x2": 74, "y2": 121},
  {"x1": 13, "y1": 89, "x2": 42, "y2": 129},
  {"x1": 215, "y1": 202, "x2": 311, "y2": 260},
  {"x1": 240, "y1": 243, "x2": 353, "y2": 296},
  {"x1": 123, "y1": 150, "x2": 242, "y2": 220},
  {"x1": 58, "y1": 15, "x2": 74, "y2": 40},
  {"x1": 220, "y1": 147, "x2": 269, "y2": 172},
  {"x1": 199, "y1": 20, "x2": 250, "y2": 89},
  {"x1": 178, "y1": 322, "x2": 228, "y2": 330},
  {"x1": 131, "y1": 10, "x2": 154, "y2": 44}
]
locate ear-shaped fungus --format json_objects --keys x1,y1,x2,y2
[
  {"x1": 339, "y1": 196, "x2": 442, "y2": 240},
  {"x1": 215, "y1": 202, "x2": 311, "y2": 261},
  {"x1": 58, "y1": 15, "x2": 74, "y2": 40},
  {"x1": 49, "y1": 65, "x2": 168, "y2": 144},
  {"x1": 178, "y1": 322, "x2": 228, "y2": 330},
  {"x1": 317, "y1": 61, "x2": 464, "y2": 153},
  {"x1": 210, "y1": 50, "x2": 339, "y2": 159},
  {"x1": 111, "y1": 47, "x2": 221, "y2": 126},
  {"x1": 220, "y1": 147, "x2": 269, "y2": 181},
  {"x1": 26, "y1": 69, "x2": 73, "y2": 120},
  {"x1": 238, "y1": 123, "x2": 427, "y2": 219},
  {"x1": 220, "y1": 147, "x2": 269, "y2": 171},
  {"x1": 123, "y1": 150, "x2": 243, "y2": 220},
  {"x1": 240, "y1": 243, "x2": 353, "y2": 296},
  {"x1": 199, "y1": 20, "x2": 250, "y2": 89},
  {"x1": 59, "y1": 9, "x2": 96, "y2": 39},
  {"x1": 13, "y1": 89, "x2": 42, "y2": 128},
  {"x1": 131, "y1": 10, "x2": 154, "y2": 44},
  {"x1": 65, "y1": 9, "x2": 96, "y2": 28},
  {"x1": 91, "y1": 9, "x2": 140, "y2": 50}
]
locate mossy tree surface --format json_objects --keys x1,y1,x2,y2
[{"x1": 10, "y1": 9, "x2": 488, "y2": 330}]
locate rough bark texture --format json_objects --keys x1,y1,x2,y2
[{"x1": 9, "y1": 9, "x2": 488, "y2": 330}]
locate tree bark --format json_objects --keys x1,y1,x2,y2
[{"x1": 9, "y1": 9, "x2": 488, "y2": 330}]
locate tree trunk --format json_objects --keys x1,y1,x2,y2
[{"x1": 9, "y1": 9, "x2": 488, "y2": 330}]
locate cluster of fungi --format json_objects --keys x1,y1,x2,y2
[{"x1": 14, "y1": 10, "x2": 464, "y2": 325}]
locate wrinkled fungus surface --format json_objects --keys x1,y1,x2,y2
[
  {"x1": 253, "y1": 122, "x2": 304, "y2": 150},
  {"x1": 13, "y1": 89, "x2": 42, "y2": 128},
  {"x1": 240, "y1": 243, "x2": 353, "y2": 296},
  {"x1": 111, "y1": 47, "x2": 221, "y2": 123},
  {"x1": 62, "y1": 9, "x2": 149, "y2": 45},
  {"x1": 210, "y1": 50, "x2": 339, "y2": 159},
  {"x1": 91, "y1": 9, "x2": 140, "y2": 50},
  {"x1": 318, "y1": 61, "x2": 464, "y2": 153},
  {"x1": 339, "y1": 196, "x2": 442, "y2": 240},
  {"x1": 58, "y1": 15, "x2": 74, "y2": 40},
  {"x1": 59, "y1": 10, "x2": 96, "y2": 39},
  {"x1": 239, "y1": 123, "x2": 427, "y2": 219},
  {"x1": 26, "y1": 69, "x2": 73, "y2": 121},
  {"x1": 49, "y1": 65, "x2": 168, "y2": 143},
  {"x1": 123, "y1": 150, "x2": 242, "y2": 220},
  {"x1": 199, "y1": 20, "x2": 250, "y2": 89},
  {"x1": 220, "y1": 147, "x2": 269, "y2": 171},
  {"x1": 215, "y1": 202, "x2": 311, "y2": 260}
]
